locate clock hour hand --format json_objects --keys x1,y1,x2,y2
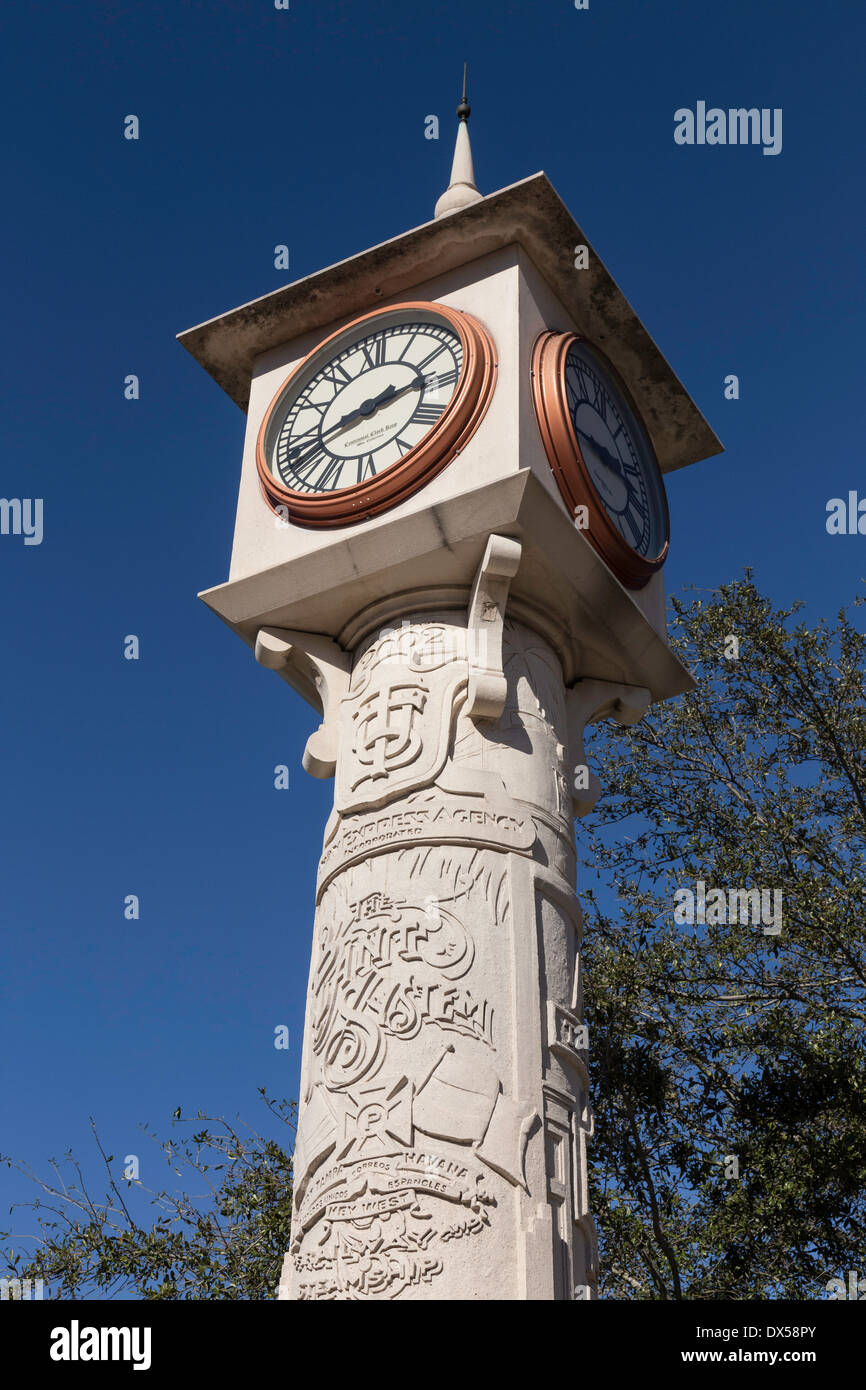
[
  {"x1": 579, "y1": 431, "x2": 639, "y2": 498},
  {"x1": 355, "y1": 373, "x2": 425, "y2": 415},
  {"x1": 287, "y1": 408, "x2": 374, "y2": 460},
  {"x1": 338, "y1": 383, "x2": 396, "y2": 427},
  {"x1": 332, "y1": 374, "x2": 423, "y2": 433},
  {"x1": 580, "y1": 430, "x2": 621, "y2": 476},
  {"x1": 289, "y1": 374, "x2": 426, "y2": 459}
]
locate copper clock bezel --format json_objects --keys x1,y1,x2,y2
[
  {"x1": 256, "y1": 301, "x2": 497, "y2": 528},
  {"x1": 531, "y1": 331, "x2": 670, "y2": 588}
]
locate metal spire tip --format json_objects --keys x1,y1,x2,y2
[{"x1": 457, "y1": 62, "x2": 470, "y2": 121}]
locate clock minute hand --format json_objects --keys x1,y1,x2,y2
[
  {"x1": 385, "y1": 374, "x2": 425, "y2": 403},
  {"x1": 289, "y1": 375, "x2": 425, "y2": 459},
  {"x1": 348, "y1": 374, "x2": 424, "y2": 418},
  {"x1": 324, "y1": 374, "x2": 425, "y2": 435},
  {"x1": 287, "y1": 406, "x2": 379, "y2": 461},
  {"x1": 581, "y1": 431, "x2": 620, "y2": 474},
  {"x1": 582, "y1": 433, "x2": 640, "y2": 494}
]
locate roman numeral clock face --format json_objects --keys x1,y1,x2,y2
[
  {"x1": 278, "y1": 325, "x2": 459, "y2": 490},
  {"x1": 531, "y1": 333, "x2": 670, "y2": 587},
  {"x1": 256, "y1": 303, "x2": 496, "y2": 526}
]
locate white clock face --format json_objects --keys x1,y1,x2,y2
[
  {"x1": 265, "y1": 310, "x2": 464, "y2": 494},
  {"x1": 564, "y1": 342, "x2": 668, "y2": 560}
]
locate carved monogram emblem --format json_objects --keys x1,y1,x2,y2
[
  {"x1": 336, "y1": 666, "x2": 466, "y2": 814},
  {"x1": 351, "y1": 684, "x2": 427, "y2": 785}
]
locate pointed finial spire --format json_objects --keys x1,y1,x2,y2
[
  {"x1": 457, "y1": 62, "x2": 470, "y2": 121},
  {"x1": 434, "y1": 65, "x2": 483, "y2": 219}
]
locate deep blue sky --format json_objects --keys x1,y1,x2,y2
[{"x1": 2, "y1": 0, "x2": 864, "y2": 1266}]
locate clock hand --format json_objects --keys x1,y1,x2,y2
[
  {"x1": 289, "y1": 375, "x2": 426, "y2": 459},
  {"x1": 287, "y1": 411, "x2": 373, "y2": 461},
  {"x1": 364, "y1": 374, "x2": 426, "y2": 412},
  {"x1": 579, "y1": 432, "x2": 641, "y2": 501},
  {"x1": 336, "y1": 374, "x2": 425, "y2": 430},
  {"x1": 580, "y1": 431, "x2": 623, "y2": 476},
  {"x1": 340, "y1": 382, "x2": 396, "y2": 425}
]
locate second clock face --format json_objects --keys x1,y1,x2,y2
[
  {"x1": 256, "y1": 302, "x2": 496, "y2": 527},
  {"x1": 563, "y1": 342, "x2": 668, "y2": 560},
  {"x1": 531, "y1": 331, "x2": 670, "y2": 587}
]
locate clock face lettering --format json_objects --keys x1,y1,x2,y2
[
  {"x1": 270, "y1": 317, "x2": 463, "y2": 495},
  {"x1": 531, "y1": 332, "x2": 670, "y2": 587}
]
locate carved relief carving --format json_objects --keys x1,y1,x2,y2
[
  {"x1": 309, "y1": 878, "x2": 493, "y2": 1100},
  {"x1": 290, "y1": 831, "x2": 536, "y2": 1297},
  {"x1": 278, "y1": 583, "x2": 648, "y2": 1299},
  {"x1": 450, "y1": 618, "x2": 574, "y2": 831},
  {"x1": 335, "y1": 623, "x2": 468, "y2": 814},
  {"x1": 292, "y1": 1149, "x2": 497, "y2": 1300},
  {"x1": 317, "y1": 787, "x2": 536, "y2": 895}
]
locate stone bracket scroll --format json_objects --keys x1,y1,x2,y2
[
  {"x1": 465, "y1": 534, "x2": 523, "y2": 722},
  {"x1": 566, "y1": 679, "x2": 651, "y2": 817},
  {"x1": 255, "y1": 627, "x2": 351, "y2": 780}
]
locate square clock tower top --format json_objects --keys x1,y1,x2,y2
[
  {"x1": 180, "y1": 150, "x2": 721, "y2": 704},
  {"x1": 179, "y1": 170, "x2": 719, "y2": 471}
]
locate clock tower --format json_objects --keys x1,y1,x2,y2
[{"x1": 179, "y1": 87, "x2": 721, "y2": 1301}]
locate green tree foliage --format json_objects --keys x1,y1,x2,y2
[
  {"x1": 2, "y1": 1093, "x2": 294, "y2": 1299},
  {"x1": 582, "y1": 574, "x2": 866, "y2": 1298},
  {"x1": 3, "y1": 576, "x2": 863, "y2": 1299}
]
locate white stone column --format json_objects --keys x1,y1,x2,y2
[{"x1": 270, "y1": 539, "x2": 648, "y2": 1301}]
